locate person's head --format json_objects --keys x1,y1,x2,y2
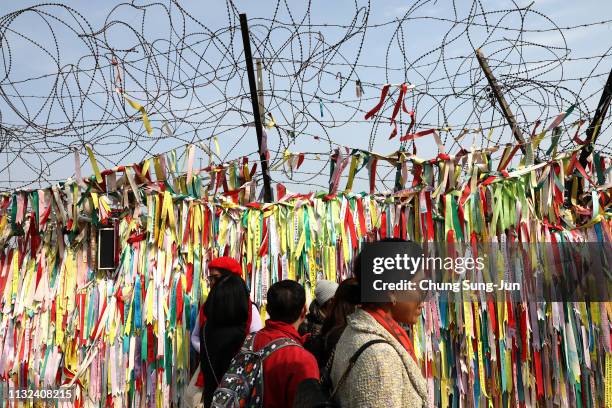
[
  {"x1": 386, "y1": 293, "x2": 424, "y2": 325},
  {"x1": 266, "y1": 280, "x2": 307, "y2": 328},
  {"x1": 314, "y1": 280, "x2": 339, "y2": 317},
  {"x1": 355, "y1": 238, "x2": 424, "y2": 325},
  {"x1": 321, "y1": 277, "x2": 360, "y2": 337},
  {"x1": 207, "y1": 256, "x2": 242, "y2": 287},
  {"x1": 204, "y1": 272, "x2": 249, "y2": 327}
]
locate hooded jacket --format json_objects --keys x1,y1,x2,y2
[{"x1": 330, "y1": 308, "x2": 429, "y2": 408}]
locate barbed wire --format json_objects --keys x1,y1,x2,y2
[{"x1": 0, "y1": 0, "x2": 610, "y2": 192}]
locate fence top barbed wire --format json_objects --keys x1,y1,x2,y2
[{"x1": 0, "y1": 0, "x2": 610, "y2": 193}]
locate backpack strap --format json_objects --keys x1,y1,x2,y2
[
  {"x1": 259, "y1": 337, "x2": 302, "y2": 360},
  {"x1": 330, "y1": 339, "x2": 391, "y2": 398},
  {"x1": 241, "y1": 333, "x2": 257, "y2": 352}
]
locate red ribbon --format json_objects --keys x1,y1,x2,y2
[
  {"x1": 459, "y1": 184, "x2": 471, "y2": 207},
  {"x1": 401, "y1": 209, "x2": 407, "y2": 240},
  {"x1": 345, "y1": 206, "x2": 358, "y2": 248},
  {"x1": 127, "y1": 232, "x2": 146, "y2": 245},
  {"x1": 186, "y1": 262, "x2": 194, "y2": 293},
  {"x1": 405, "y1": 110, "x2": 416, "y2": 138},
  {"x1": 364, "y1": 85, "x2": 390, "y2": 120},
  {"x1": 482, "y1": 176, "x2": 497, "y2": 186},
  {"x1": 573, "y1": 120, "x2": 587, "y2": 145},
  {"x1": 182, "y1": 207, "x2": 192, "y2": 246},
  {"x1": 390, "y1": 84, "x2": 408, "y2": 124},
  {"x1": 277, "y1": 183, "x2": 287, "y2": 200},
  {"x1": 296, "y1": 153, "x2": 305, "y2": 169},
  {"x1": 520, "y1": 307, "x2": 528, "y2": 362},
  {"x1": 176, "y1": 278, "x2": 184, "y2": 324},
  {"x1": 78, "y1": 294, "x2": 86, "y2": 345},
  {"x1": 259, "y1": 221, "x2": 269, "y2": 257},
  {"x1": 356, "y1": 199, "x2": 367, "y2": 237},
  {"x1": 498, "y1": 145, "x2": 520, "y2": 172},
  {"x1": 90, "y1": 298, "x2": 108, "y2": 341},
  {"x1": 369, "y1": 158, "x2": 378, "y2": 195},
  {"x1": 202, "y1": 208, "x2": 210, "y2": 247},
  {"x1": 400, "y1": 128, "x2": 436, "y2": 142},
  {"x1": 435, "y1": 153, "x2": 451, "y2": 162},
  {"x1": 574, "y1": 160, "x2": 596, "y2": 187},
  {"x1": 487, "y1": 298, "x2": 497, "y2": 338},
  {"x1": 380, "y1": 211, "x2": 387, "y2": 239},
  {"x1": 425, "y1": 192, "x2": 434, "y2": 241},
  {"x1": 412, "y1": 164, "x2": 422, "y2": 187},
  {"x1": 389, "y1": 123, "x2": 398, "y2": 140},
  {"x1": 534, "y1": 350, "x2": 544, "y2": 397},
  {"x1": 365, "y1": 84, "x2": 413, "y2": 140}
]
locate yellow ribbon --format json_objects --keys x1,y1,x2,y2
[
  {"x1": 124, "y1": 95, "x2": 153, "y2": 135},
  {"x1": 142, "y1": 159, "x2": 151, "y2": 177},
  {"x1": 85, "y1": 145, "x2": 103, "y2": 184},
  {"x1": 605, "y1": 353, "x2": 612, "y2": 407},
  {"x1": 214, "y1": 136, "x2": 220, "y2": 155}
]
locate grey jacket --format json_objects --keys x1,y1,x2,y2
[{"x1": 330, "y1": 308, "x2": 429, "y2": 408}]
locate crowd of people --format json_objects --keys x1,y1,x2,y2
[{"x1": 187, "y1": 238, "x2": 428, "y2": 408}]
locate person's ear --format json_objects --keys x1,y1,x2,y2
[{"x1": 301, "y1": 304, "x2": 307, "y2": 319}]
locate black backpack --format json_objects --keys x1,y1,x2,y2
[
  {"x1": 293, "y1": 339, "x2": 391, "y2": 408},
  {"x1": 211, "y1": 334, "x2": 301, "y2": 408}
]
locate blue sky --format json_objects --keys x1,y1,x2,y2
[{"x1": 1, "y1": 0, "x2": 611, "y2": 193}]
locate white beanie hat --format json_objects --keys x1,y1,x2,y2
[{"x1": 314, "y1": 280, "x2": 339, "y2": 307}]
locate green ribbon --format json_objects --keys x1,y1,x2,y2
[
  {"x1": 593, "y1": 152, "x2": 605, "y2": 185},
  {"x1": 10, "y1": 193, "x2": 18, "y2": 233},
  {"x1": 164, "y1": 180, "x2": 176, "y2": 195},
  {"x1": 30, "y1": 191, "x2": 39, "y2": 229},
  {"x1": 85, "y1": 289, "x2": 94, "y2": 338},
  {"x1": 451, "y1": 195, "x2": 464, "y2": 241},
  {"x1": 164, "y1": 334, "x2": 172, "y2": 384},
  {"x1": 141, "y1": 326, "x2": 148, "y2": 362},
  {"x1": 471, "y1": 192, "x2": 482, "y2": 235},
  {"x1": 304, "y1": 207, "x2": 311, "y2": 250},
  {"x1": 546, "y1": 127, "x2": 562, "y2": 155},
  {"x1": 328, "y1": 200, "x2": 336, "y2": 245},
  {"x1": 169, "y1": 276, "x2": 178, "y2": 331}
]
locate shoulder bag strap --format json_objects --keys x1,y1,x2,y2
[
  {"x1": 324, "y1": 348, "x2": 335, "y2": 375},
  {"x1": 202, "y1": 323, "x2": 220, "y2": 386},
  {"x1": 330, "y1": 339, "x2": 391, "y2": 398}
]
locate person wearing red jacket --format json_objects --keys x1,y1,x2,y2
[{"x1": 253, "y1": 280, "x2": 320, "y2": 408}]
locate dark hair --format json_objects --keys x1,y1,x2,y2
[
  {"x1": 211, "y1": 267, "x2": 234, "y2": 276},
  {"x1": 320, "y1": 277, "x2": 360, "y2": 339},
  {"x1": 266, "y1": 280, "x2": 306, "y2": 324},
  {"x1": 355, "y1": 237, "x2": 410, "y2": 306},
  {"x1": 204, "y1": 273, "x2": 249, "y2": 327},
  {"x1": 354, "y1": 237, "x2": 409, "y2": 282}
]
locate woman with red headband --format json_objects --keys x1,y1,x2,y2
[{"x1": 188, "y1": 257, "x2": 263, "y2": 407}]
